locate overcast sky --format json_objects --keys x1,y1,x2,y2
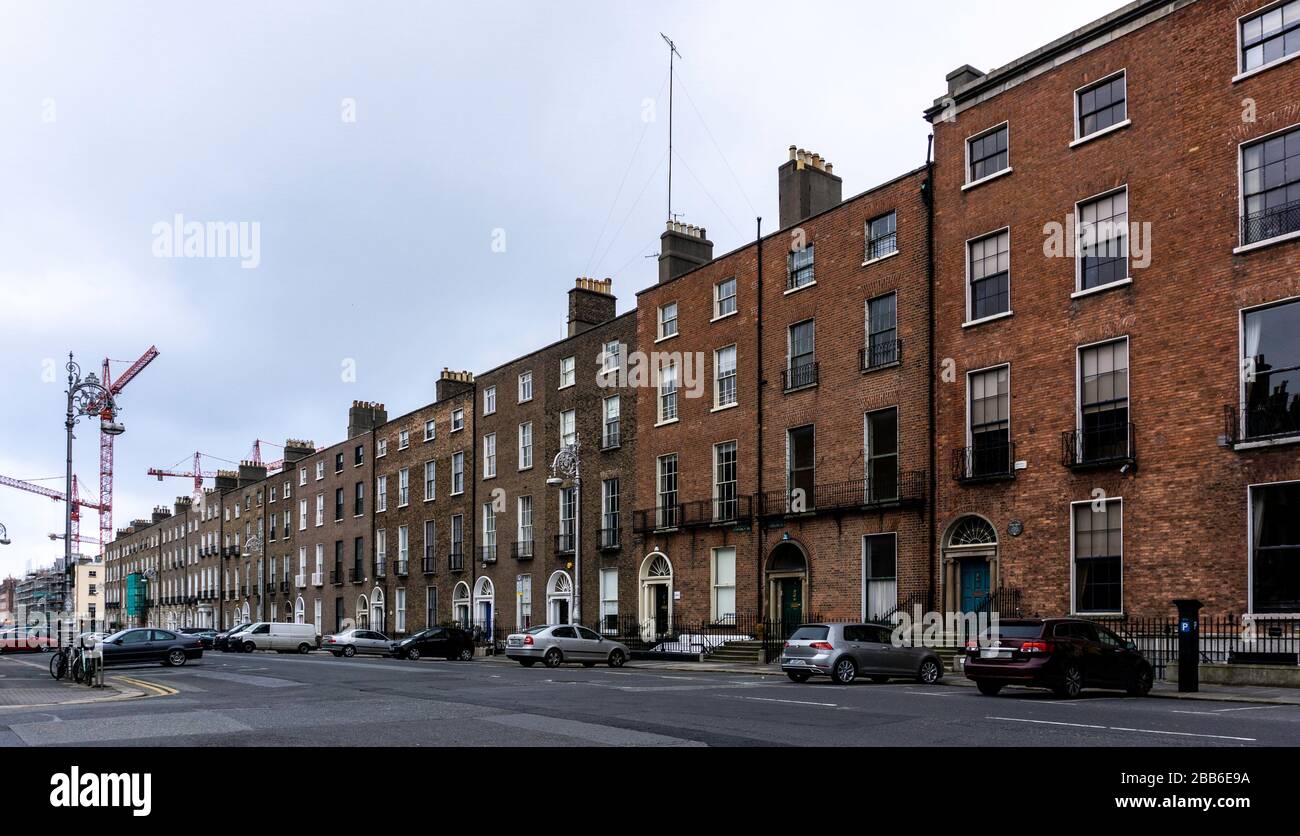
[{"x1": 0, "y1": 0, "x2": 1123, "y2": 579}]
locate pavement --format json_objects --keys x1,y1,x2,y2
[
  {"x1": 0, "y1": 652, "x2": 151, "y2": 709},
  {"x1": 3, "y1": 649, "x2": 1300, "y2": 746}
]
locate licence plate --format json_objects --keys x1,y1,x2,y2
[
  {"x1": 508, "y1": 638, "x2": 522, "y2": 647},
  {"x1": 785, "y1": 658, "x2": 805, "y2": 665},
  {"x1": 980, "y1": 648, "x2": 1012, "y2": 659}
]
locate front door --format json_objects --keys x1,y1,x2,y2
[
  {"x1": 960, "y1": 559, "x2": 990, "y2": 613},
  {"x1": 652, "y1": 585, "x2": 669, "y2": 637},
  {"x1": 779, "y1": 578, "x2": 803, "y2": 635}
]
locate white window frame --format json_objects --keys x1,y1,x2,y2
[
  {"x1": 424, "y1": 461, "x2": 436, "y2": 501},
  {"x1": 398, "y1": 468, "x2": 410, "y2": 508},
  {"x1": 964, "y1": 226, "x2": 1013, "y2": 327},
  {"x1": 1235, "y1": 1, "x2": 1300, "y2": 81},
  {"x1": 1073, "y1": 184, "x2": 1132, "y2": 297},
  {"x1": 518, "y1": 371, "x2": 533, "y2": 403},
  {"x1": 483, "y1": 433, "x2": 497, "y2": 479},
  {"x1": 423, "y1": 420, "x2": 435, "y2": 442},
  {"x1": 452, "y1": 408, "x2": 465, "y2": 432},
  {"x1": 451, "y1": 451, "x2": 465, "y2": 495},
  {"x1": 559, "y1": 356, "x2": 576, "y2": 389},
  {"x1": 710, "y1": 546, "x2": 737, "y2": 623},
  {"x1": 963, "y1": 120, "x2": 1012, "y2": 189},
  {"x1": 657, "y1": 302, "x2": 679, "y2": 341},
  {"x1": 1071, "y1": 68, "x2": 1130, "y2": 147},
  {"x1": 714, "y1": 344, "x2": 737, "y2": 409},
  {"x1": 519, "y1": 422, "x2": 533, "y2": 470},
  {"x1": 484, "y1": 386, "x2": 496, "y2": 415},
  {"x1": 376, "y1": 475, "x2": 388, "y2": 513},
  {"x1": 1235, "y1": 122, "x2": 1300, "y2": 253},
  {"x1": 713, "y1": 277, "x2": 737, "y2": 321},
  {"x1": 1069, "y1": 497, "x2": 1124, "y2": 616}
]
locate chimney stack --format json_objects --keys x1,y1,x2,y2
[
  {"x1": 282, "y1": 438, "x2": 316, "y2": 466},
  {"x1": 151, "y1": 506, "x2": 171, "y2": 525},
  {"x1": 779, "y1": 146, "x2": 843, "y2": 229},
  {"x1": 946, "y1": 64, "x2": 984, "y2": 95},
  {"x1": 657, "y1": 221, "x2": 713, "y2": 284},
  {"x1": 237, "y1": 461, "x2": 268, "y2": 487},
  {"x1": 347, "y1": 400, "x2": 388, "y2": 439},
  {"x1": 568, "y1": 277, "x2": 617, "y2": 336},
  {"x1": 436, "y1": 370, "x2": 475, "y2": 403},
  {"x1": 214, "y1": 470, "x2": 239, "y2": 492}
]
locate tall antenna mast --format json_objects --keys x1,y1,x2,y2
[{"x1": 660, "y1": 32, "x2": 681, "y2": 222}]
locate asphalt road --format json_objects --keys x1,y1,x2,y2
[{"x1": 2, "y1": 651, "x2": 1299, "y2": 747}]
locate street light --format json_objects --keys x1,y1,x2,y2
[
  {"x1": 0, "y1": 522, "x2": 10, "y2": 546},
  {"x1": 547, "y1": 434, "x2": 581, "y2": 624},
  {"x1": 64, "y1": 353, "x2": 122, "y2": 600}
]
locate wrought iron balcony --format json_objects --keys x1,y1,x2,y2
[
  {"x1": 679, "y1": 495, "x2": 753, "y2": 527},
  {"x1": 554, "y1": 533, "x2": 575, "y2": 554},
  {"x1": 860, "y1": 338, "x2": 902, "y2": 371},
  {"x1": 448, "y1": 551, "x2": 465, "y2": 572},
  {"x1": 757, "y1": 472, "x2": 926, "y2": 517},
  {"x1": 375, "y1": 560, "x2": 387, "y2": 579},
  {"x1": 395, "y1": 559, "x2": 409, "y2": 576},
  {"x1": 479, "y1": 546, "x2": 497, "y2": 564},
  {"x1": 349, "y1": 567, "x2": 365, "y2": 583},
  {"x1": 632, "y1": 504, "x2": 681, "y2": 533},
  {"x1": 951, "y1": 441, "x2": 1016, "y2": 483},
  {"x1": 1061, "y1": 422, "x2": 1136, "y2": 469},
  {"x1": 511, "y1": 540, "x2": 534, "y2": 560},
  {"x1": 331, "y1": 569, "x2": 344, "y2": 586},
  {"x1": 782, "y1": 361, "x2": 818, "y2": 392},
  {"x1": 601, "y1": 425, "x2": 621, "y2": 450},
  {"x1": 1242, "y1": 199, "x2": 1300, "y2": 246},
  {"x1": 1224, "y1": 403, "x2": 1300, "y2": 446},
  {"x1": 598, "y1": 527, "x2": 621, "y2": 550}
]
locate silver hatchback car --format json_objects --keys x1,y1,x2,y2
[
  {"x1": 323, "y1": 628, "x2": 393, "y2": 658},
  {"x1": 781, "y1": 623, "x2": 944, "y2": 685},
  {"x1": 505, "y1": 624, "x2": 629, "y2": 668}
]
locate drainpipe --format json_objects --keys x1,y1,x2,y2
[
  {"x1": 924, "y1": 135, "x2": 938, "y2": 613},
  {"x1": 754, "y1": 216, "x2": 764, "y2": 617}
]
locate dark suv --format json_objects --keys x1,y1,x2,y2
[{"x1": 963, "y1": 618, "x2": 1153, "y2": 698}]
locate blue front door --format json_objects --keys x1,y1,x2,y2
[{"x1": 960, "y1": 560, "x2": 989, "y2": 613}]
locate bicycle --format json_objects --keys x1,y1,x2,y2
[{"x1": 49, "y1": 646, "x2": 69, "y2": 680}]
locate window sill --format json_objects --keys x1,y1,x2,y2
[
  {"x1": 518, "y1": 465, "x2": 533, "y2": 472},
  {"x1": 449, "y1": 427, "x2": 464, "y2": 433},
  {"x1": 423, "y1": 496, "x2": 436, "y2": 503},
  {"x1": 423, "y1": 437, "x2": 435, "y2": 443},
  {"x1": 1069, "y1": 119, "x2": 1131, "y2": 148},
  {"x1": 450, "y1": 491, "x2": 464, "y2": 498},
  {"x1": 962, "y1": 310, "x2": 1014, "y2": 328},
  {"x1": 961, "y1": 167, "x2": 1013, "y2": 192},
  {"x1": 654, "y1": 418, "x2": 680, "y2": 428},
  {"x1": 1232, "y1": 433, "x2": 1300, "y2": 451},
  {"x1": 784, "y1": 280, "x2": 817, "y2": 296},
  {"x1": 518, "y1": 398, "x2": 533, "y2": 405},
  {"x1": 862, "y1": 250, "x2": 899, "y2": 268},
  {"x1": 1070, "y1": 277, "x2": 1133, "y2": 299},
  {"x1": 711, "y1": 402, "x2": 740, "y2": 414},
  {"x1": 1234, "y1": 229, "x2": 1300, "y2": 254},
  {"x1": 1233, "y1": 52, "x2": 1300, "y2": 83},
  {"x1": 482, "y1": 475, "x2": 496, "y2": 481},
  {"x1": 710, "y1": 310, "x2": 738, "y2": 324},
  {"x1": 862, "y1": 360, "x2": 902, "y2": 375},
  {"x1": 654, "y1": 333, "x2": 679, "y2": 345},
  {"x1": 556, "y1": 384, "x2": 574, "y2": 392}
]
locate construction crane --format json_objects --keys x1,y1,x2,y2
[
  {"x1": 147, "y1": 451, "x2": 220, "y2": 496},
  {"x1": 49, "y1": 532, "x2": 101, "y2": 546},
  {"x1": 0, "y1": 474, "x2": 106, "y2": 545},
  {"x1": 92, "y1": 347, "x2": 160, "y2": 547}
]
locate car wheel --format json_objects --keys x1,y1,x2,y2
[
  {"x1": 519, "y1": 660, "x2": 536, "y2": 667},
  {"x1": 458, "y1": 647, "x2": 473, "y2": 662},
  {"x1": 543, "y1": 648, "x2": 563, "y2": 668},
  {"x1": 1127, "y1": 666, "x2": 1153, "y2": 697},
  {"x1": 407, "y1": 647, "x2": 421, "y2": 661},
  {"x1": 342, "y1": 645, "x2": 356, "y2": 658},
  {"x1": 976, "y1": 680, "x2": 1003, "y2": 696},
  {"x1": 917, "y1": 658, "x2": 943, "y2": 684},
  {"x1": 297, "y1": 643, "x2": 312, "y2": 654},
  {"x1": 607, "y1": 649, "x2": 626, "y2": 668},
  {"x1": 242, "y1": 641, "x2": 257, "y2": 654},
  {"x1": 1054, "y1": 663, "x2": 1083, "y2": 698},
  {"x1": 870, "y1": 675, "x2": 890, "y2": 684},
  {"x1": 167, "y1": 649, "x2": 187, "y2": 667},
  {"x1": 786, "y1": 671, "x2": 811, "y2": 683},
  {"x1": 831, "y1": 656, "x2": 857, "y2": 685}
]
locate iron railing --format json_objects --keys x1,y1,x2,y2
[
  {"x1": 757, "y1": 472, "x2": 926, "y2": 517},
  {"x1": 1061, "y1": 421, "x2": 1136, "y2": 469},
  {"x1": 860, "y1": 338, "x2": 901, "y2": 371},
  {"x1": 1085, "y1": 614, "x2": 1300, "y2": 680},
  {"x1": 598, "y1": 527, "x2": 621, "y2": 550},
  {"x1": 782, "y1": 361, "x2": 818, "y2": 392},
  {"x1": 422, "y1": 556, "x2": 437, "y2": 574},
  {"x1": 555, "y1": 533, "x2": 575, "y2": 554},
  {"x1": 448, "y1": 552, "x2": 464, "y2": 572},
  {"x1": 479, "y1": 546, "x2": 497, "y2": 564},
  {"x1": 395, "y1": 559, "x2": 409, "y2": 576},
  {"x1": 1224, "y1": 402, "x2": 1300, "y2": 445},
  {"x1": 331, "y1": 569, "x2": 344, "y2": 585},
  {"x1": 632, "y1": 504, "x2": 681, "y2": 533},
  {"x1": 1242, "y1": 198, "x2": 1300, "y2": 246},
  {"x1": 349, "y1": 567, "x2": 365, "y2": 584},
  {"x1": 973, "y1": 587, "x2": 1023, "y2": 619},
  {"x1": 951, "y1": 441, "x2": 1016, "y2": 482},
  {"x1": 601, "y1": 424, "x2": 621, "y2": 450}
]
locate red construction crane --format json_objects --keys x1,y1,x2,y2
[
  {"x1": 0, "y1": 473, "x2": 105, "y2": 545},
  {"x1": 92, "y1": 347, "x2": 160, "y2": 548},
  {"x1": 147, "y1": 451, "x2": 219, "y2": 496},
  {"x1": 49, "y1": 532, "x2": 101, "y2": 546}
]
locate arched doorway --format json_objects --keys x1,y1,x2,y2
[
  {"x1": 942, "y1": 515, "x2": 999, "y2": 614},
  {"x1": 356, "y1": 594, "x2": 370, "y2": 629},
  {"x1": 452, "y1": 582, "x2": 471, "y2": 628},
  {"x1": 294, "y1": 597, "x2": 305, "y2": 624},
  {"x1": 766, "y1": 541, "x2": 808, "y2": 629},
  {"x1": 370, "y1": 587, "x2": 386, "y2": 632},
  {"x1": 240, "y1": 602, "x2": 250, "y2": 623},
  {"x1": 638, "y1": 553, "x2": 673, "y2": 640},
  {"x1": 546, "y1": 571, "x2": 573, "y2": 624},
  {"x1": 473, "y1": 577, "x2": 494, "y2": 633}
]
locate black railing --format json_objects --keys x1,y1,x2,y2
[
  {"x1": 951, "y1": 441, "x2": 1016, "y2": 482},
  {"x1": 280, "y1": 580, "x2": 290, "y2": 593},
  {"x1": 349, "y1": 567, "x2": 365, "y2": 583},
  {"x1": 511, "y1": 540, "x2": 534, "y2": 560},
  {"x1": 1225, "y1": 402, "x2": 1300, "y2": 445},
  {"x1": 479, "y1": 546, "x2": 497, "y2": 564},
  {"x1": 375, "y1": 560, "x2": 387, "y2": 579},
  {"x1": 1061, "y1": 422, "x2": 1136, "y2": 469},
  {"x1": 448, "y1": 552, "x2": 464, "y2": 572},
  {"x1": 632, "y1": 504, "x2": 681, "y2": 533},
  {"x1": 554, "y1": 533, "x2": 575, "y2": 554},
  {"x1": 331, "y1": 569, "x2": 343, "y2": 586},
  {"x1": 422, "y1": 555, "x2": 437, "y2": 574},
  {"x1": 873, "y1": 590, "x2": 932, "y2": 623},
  {"x1": 1085, "y1": 614, "x2": 1300, "y2": 680},
  {"x1": 860, "y1": 338, "x2": 902, "y2": 371},
  {"x1": 265, "y1": 582, "x2": 276, "y2": 594},
  {"x1": 680, "y1": 495, "x2": 752, "y2": 527},
  {"x1": 782, "y1": 361, "x2": 818, "y2": 392},
  {"x1": 867, "y1": 232, "x2": 897, "y2": 261},
  {"x1": 395, "y1": 559, "x2": 409, "y2": 576},
  {"x1": 602, "y1": 425, "x2": 621, "y2": 450},
  {"x1": 598, "y1": 527, "x2": 621, "y2": 550},
  {"x1": 757, "y1": 471, "x2": 926, "y2": 517},
  {"x1": 1242, "y1": 199, "x2": 1300, "y2": 246},
  {"x1": 973, "y1": 587, "x2": 1022, "y2": 619}
]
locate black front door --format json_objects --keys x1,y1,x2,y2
[
  {"x1": 779, "y1": 578, "x2": 803, "y2": 635},
  {"x1": 653, "y1": 585, "x2": 669, "y2": 636}
]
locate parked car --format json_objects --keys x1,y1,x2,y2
[
  {"x1": 963, "y1": 618, "x2": 1153, "y2": 698},
  {"x1": 0, "y1": 628, "x2": 56, "y2": 654},
  {"x1": 323, "y1": 628, "x2": 393, "y2": 657},
  {"x1": 392, "y1": 626, "x2": 474, "y2": 661},
  {"x1": 505, "y1": 624, "x2": 628, "y2": 668},
  {"x1": 77, "y1": 631, "x2": 110, "y2": 649},
  {"x1": 179, "y1": 627, "x2": 219, "y2": 649},
  {"x1": 780, "y1": 623, "x2": 944, "y2": 685},
  {"x1": 234, "y1": 622, "x2": 319, "y2": 654},
  {"x1": 99, "y1": 628, "x2": 203, "y2": 667},
  {"x1": 215, "y1": 622, "x2": 253, "y2": 652}
]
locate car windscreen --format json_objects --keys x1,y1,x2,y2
[
  {"x1": 103, "y1": 629, "x2": 131, "y2": 643},
  {"x1": 981, "y1": 623, "x2": 1044, "y2": 639},
  {"x1": 789, "y1": 625, "x2": 829, "y2": 641}
]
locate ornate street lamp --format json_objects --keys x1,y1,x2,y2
[
  {"x1": 0, "y1": 522, "x2": 10, "y2": 545},
  {"x1": 546, "y1": 434, "x2": 581, "y2": 624},
  {"x1": 64, "y1": 353, "x2": 123, "y2": 599}
]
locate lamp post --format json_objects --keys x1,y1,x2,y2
[
  {"x1": 546, "y1": 434, "x2": 581, "y2": 625},
  {"x1": 0, "y1": 522, "x2": 10, "y2": 545},
  {"x1": 64, "y1": 353, "x2": 123, "y2": 614}
]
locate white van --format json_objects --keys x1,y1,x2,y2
[{"x1": 234, "y1": 622, "x2": 319, "y2": 654}]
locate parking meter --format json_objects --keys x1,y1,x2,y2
[{"x1": 1173, "y1": 599, "x2": 1203, "y2": 693}]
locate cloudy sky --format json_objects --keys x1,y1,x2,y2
[{"x1": 0, "y1": 0, "x2": 1122, "y2": 578}]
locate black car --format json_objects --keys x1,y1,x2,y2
[
  {"x1": 392, "y1": 626, "x2": 475, "y2": 661},
  {"x1": 179, "y1": 627, "x2": 218, "y2": 649},
  {"x1": 100, "y1": 628, "x2": 204, "y2": 667},
  {"x1": 215, "y1": 623, "x2": 252, "y2": 652},
  {"x1": 963, "y1": 618, "x2": 1154, "y2": 698}
]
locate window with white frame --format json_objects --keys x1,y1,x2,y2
[
  {"x1": 315, "y1": 462, "x2": 324, "y2": 480},
  {"x1": 601, "y1": 340, "x2": 621, "y2": 376},
  {"x1": 658, "y1": 302, "x2": 678, "y2": 339},
  {"x1": 398, "y1": 430, "x2": 409, "y2": 450},
  {"x1": 482, "y1": 504, "x2": 496, "y2": 560},
  {"x1": 866, "y1": 210, "x2": 897, "y2": 261},
  {"x1": 1250, "y1": 480, "x2": 1300, "y2": 613},
  {"x1": 299, "y1": 498, "x2": 307, "y2": 530},
  {"x1": 600, "y1": 568, "x2": 618, "y2": 633},
  {"x1": 559, "y1": 487, "x2": 576, "y2": 551},
  {"x1": 424, "y1": 460, "x2": 436, "y2": 500},
  {"x1": 377, "y1": 437, "x2": 388, "y2": 457},
  {"x1": 517, "y1": 574, "x2": 533, "y2": 630},
  {"x1": 865, "y1": 293, "x2": 899, "y2": 369},
  {"x1": 376, "y1": 528, "x2": 387, "y2": 575},
  {"x1": 864, "y1": 407, "x2": 899, "y2": 502},
  {"x1": 713, "y1": 441, "x2": 738, "y2": 521},
  {"x1": 714, "y1": 345, "x2": 737, "y2": 408},
  {"x1": 376, "y1": 475, "x2": 387, "y2": 512},
  {"x1": 559, "y1": 356, "x2": 575, "y2": 388},
  {"x1": 1072, "y1": 499, "x2": 1123, "y2": 613},
  {"x1": 967, "y1": 123, "x2": 1009, "y2": 183},
  {"x1": 658, "y1": 360, "x2": 678, "y2": 422},
  {"x1": 1241, "y1": 126, "x2": 1300, "y2": 246},
  {"x1": 560, "y1": 409, "x2": 576, "y2": 448},
  {"x1": 656, "y1": 453, "x2": 679, "y2": 528},
  {"x1": 483, "y1": 433, "x2": 496, "y2": 478},
  {"x1": 484, "y1": 386, "x2": 496, "y2": 415},
  {"x1": 1077, "y1": 339, "x2": 1130, "y2": 463},
  {"x1": 424, "y1": 419, "x2": 435, "y2": 442},
  {"x1": 1077, "y1": 187, "x2": 1129, "y2": 291},
  {"x1": 518, "y1": 370, "x2": 533, "y2": 402},
  {"x1": 786, "y1": 320, "x2": 816, "y2": 389},
  {"x1": 1241, "y1": 298, "x2": 1300, "y2": 441},
  {"x1": 601, "y1": 477, "x2": 619, "y2": 547},
  {"x1": 398, "y1": 468, "x2": 410, "y2": 507},
  {"x1": 714, "y1": 277, "x2": 736, "y2": 318},
  {"x1": 395, "y1": 588, "x2": 406, "y2": 633},
  {"x1": 1076, "y1": 71, "x2": 1126, "y2": 140},
  {"x1": 451, "y1": 514, "x2": 464, "y2": 559},
  {"x1": 787, "y1": 244, "x2": 814, "y2": 290},
  {"x1": 452, "y1": 408, "x2": 464, "y2": 432},
  {"x1": 519, "y1": 422, "x2": 533, "y2": 469},
  {"x1": 602, "y1": 396, "x2": 620, "y2": 448},
  {"x1": 398, "y1": 525, "x2": 409, "y2": 571},
  {"x1": 300, "y1": 467, "x2": 308, "y2": 486},
  {"x1": 315, "y1": 494, "x2": 324, "y2": 527},
  {"x1": 1240, "y1": 2, "x2": 1300, "y2": 74},
  {"x1": 711, "y1": 547, "x2": 736, "y2": 623},
  {"x1": 517, "y1": 495, "x2": 533, "y2": 554},
  {"x1": 451, "y1": 452, "x2": 464, "y2": 495},
  {"x1": 968, "y1": 229, "x2": 1010, "y2": 321},
  {"x1": 863, "y1": 534, "x2": 897, "y2": 621}
]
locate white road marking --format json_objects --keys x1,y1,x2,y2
[
  {"x1": 718, "y1": 695, "x2": 838, "y2": 708},
  {"x1": 988, "y1": 716, "x2": 1256, "y2": 742},
  {"x1": 1173, "y1": 705, "x2": 1288, "y2": 716}
]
